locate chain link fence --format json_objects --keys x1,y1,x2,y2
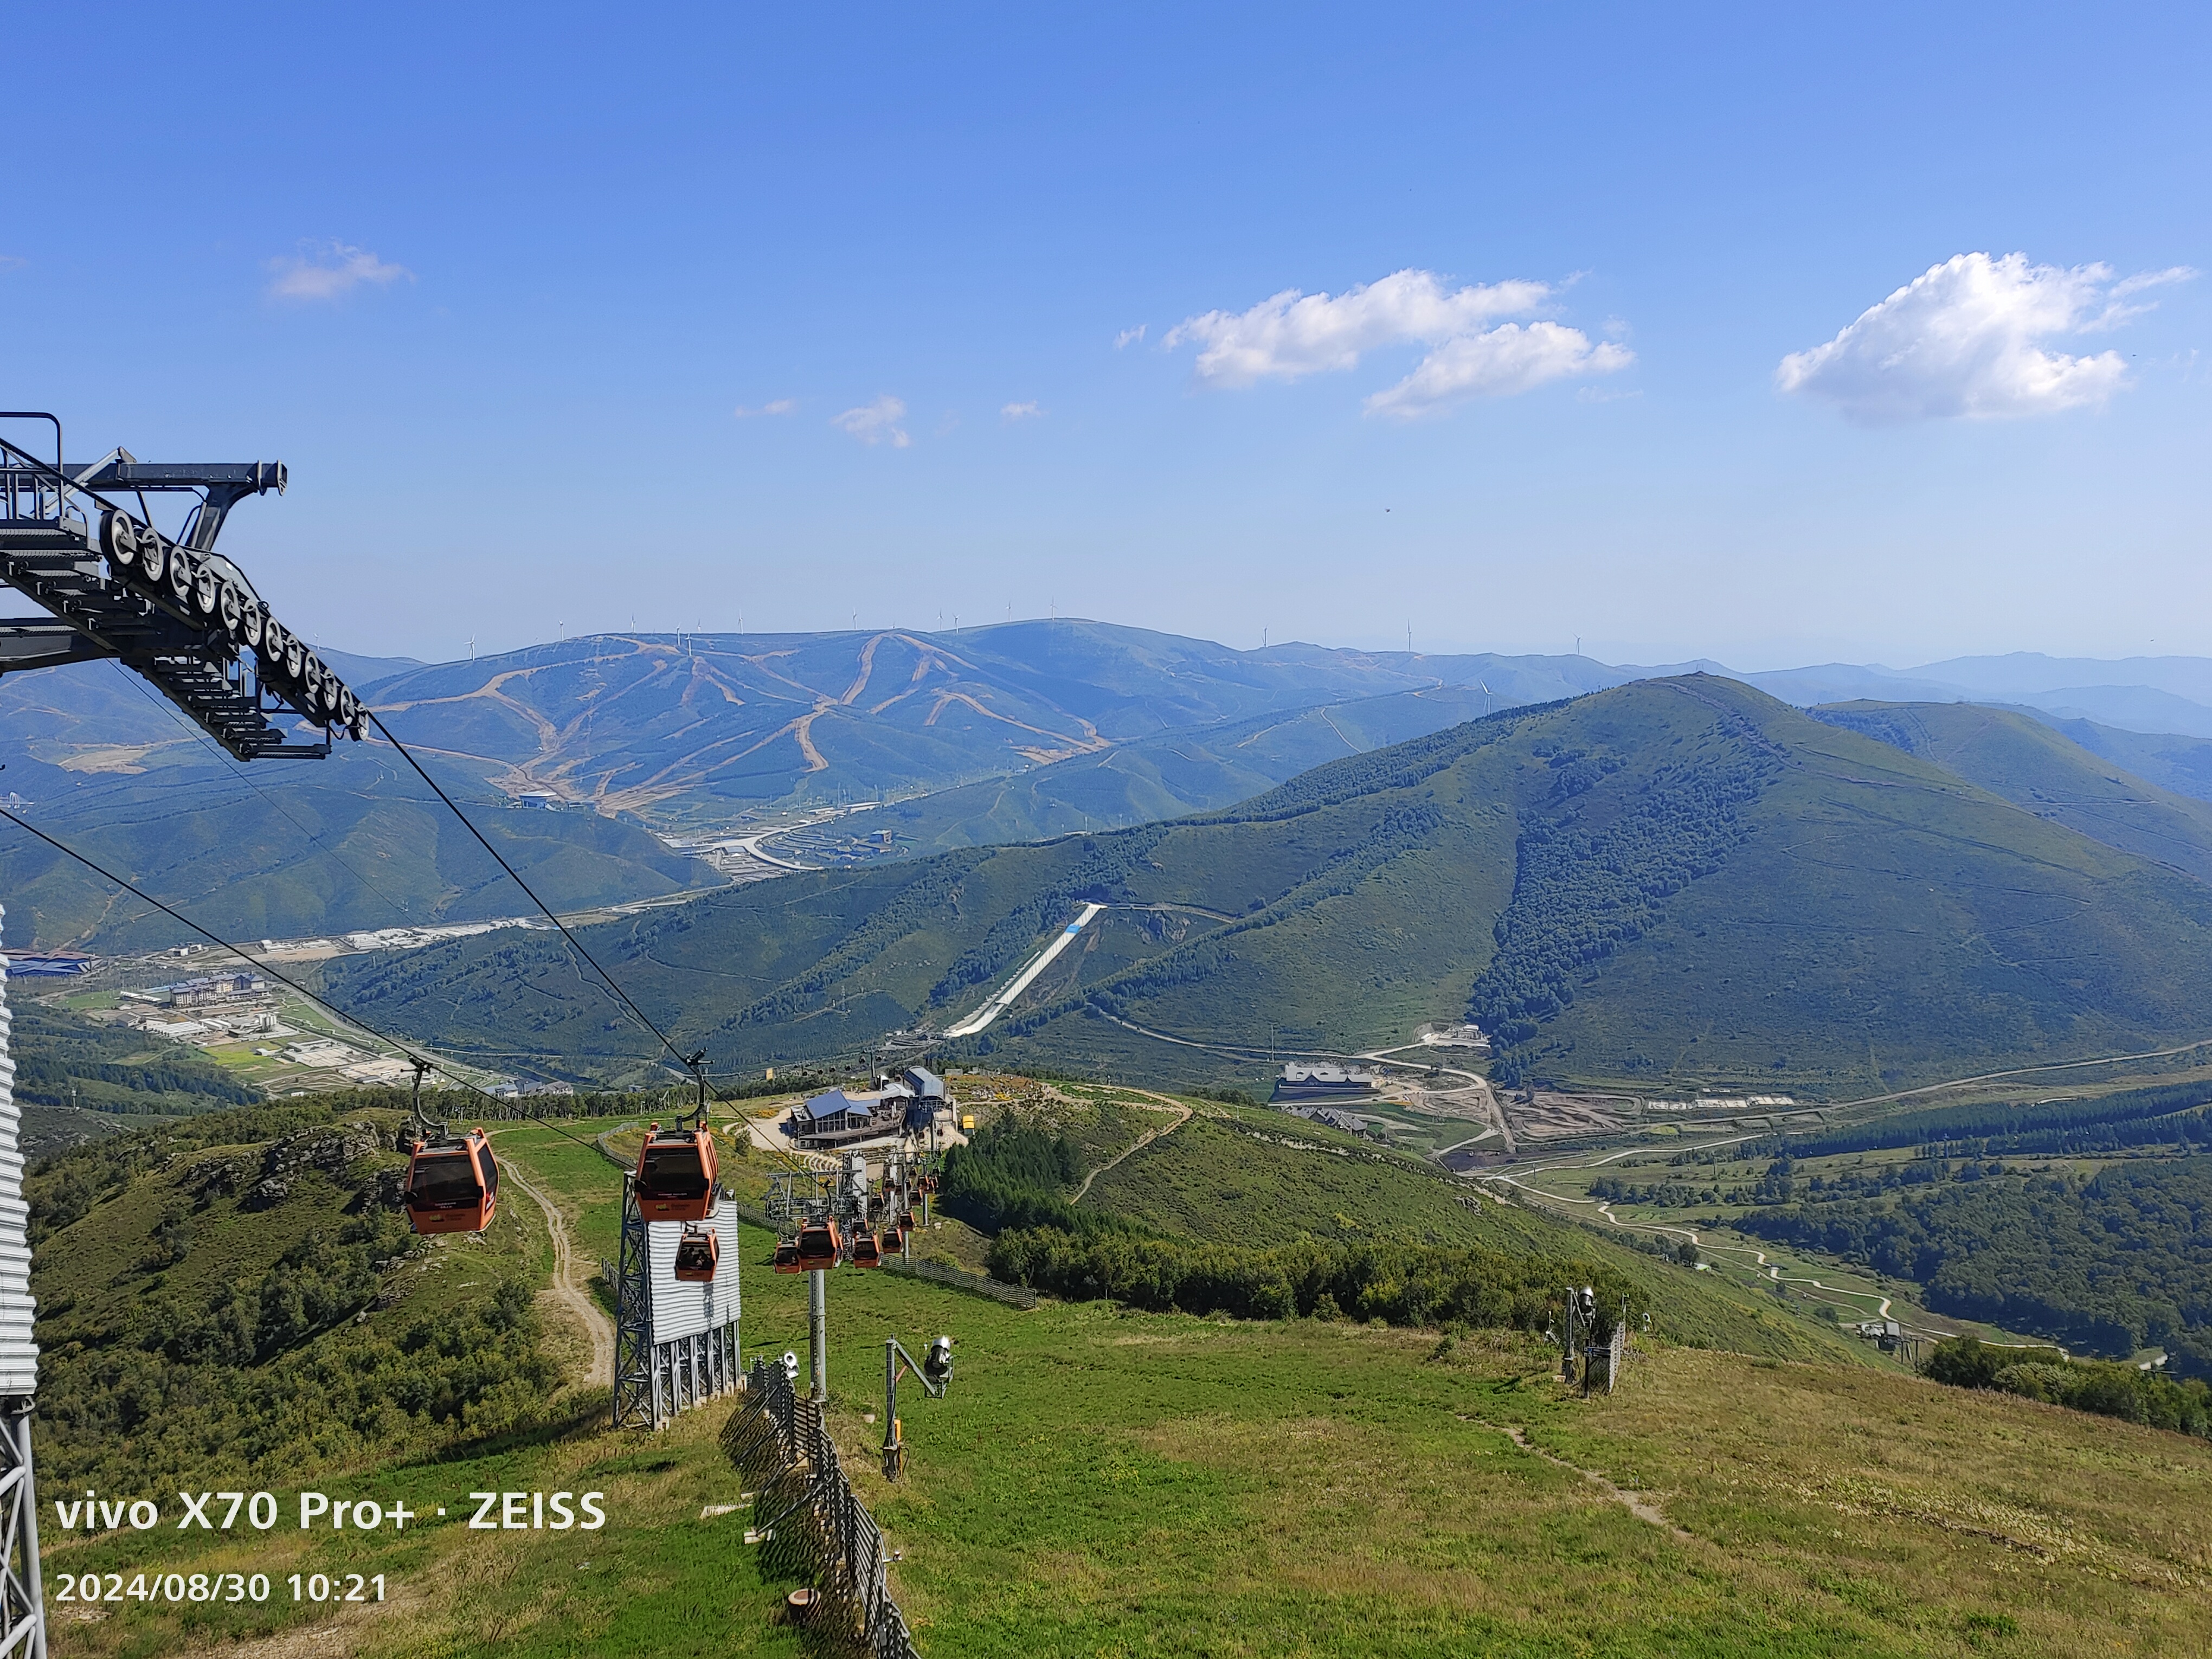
[{"x1": 723, "y1": 1359, "x2": 920, "y2": 1658}]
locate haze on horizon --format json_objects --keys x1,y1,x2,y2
[{"x1": 4, "y1": 2, "x2": 2206, "y2": 671}]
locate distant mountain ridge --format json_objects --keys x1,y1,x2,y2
[
  {"x1": 17, "y1": 620, "x2": 2212, "y2": 956},
  {"x1": 324, "y1": 677, "x2": 2212, "y2": 1098}
]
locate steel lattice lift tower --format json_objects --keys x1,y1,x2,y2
[{"x1": 0, "y1": 414, "x2": 369, "y2": 1658}]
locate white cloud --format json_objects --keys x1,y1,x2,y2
[
  {"x1": 1163, "y1": 268, "x2": 1628, "y2": 416},
  {"x1": 0, "y1": 255, "x2": 23, "y2": 273},
  {"x1": 831, "y1": 395, "x2": 910, "y2": 447},
  {"x1": 735, "y1": 399, "x2": 797, "y2": 418},
  {"x1": 1776, "y1": 252, "x2": 2194, "y2": 423},
  {"x1": 1001, "y1": 401, "x2": 1044, "y2": 421},
  {"x1": 266, "y1": 241, "x2": 413, "y2": 301},
  {"x1": 1114, "y1": 325, "x2": 1147, "y2": 349},
  {"x1": 1365, "y1": 323, "x2": 1632, "y2": 418}
]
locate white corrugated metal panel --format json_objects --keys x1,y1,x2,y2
[
  {"x1": 0, "y1": 913, "x2": 39, "y2": 1396},
  {"x1": 645, "y1": 1199, "x2": 740, "y2": 1347}
]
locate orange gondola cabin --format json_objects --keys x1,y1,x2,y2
[
  {"x1": 634, "y1": 1122, "x2": 718, "y2": 1222},
  {"x1": 403, "y1": 1127, "x2": 499, "y2": 1235},
  {"x1": 851, "y1": 1231, "x2": 882, "y2": 1268},
  {"x1": 772, "y1": 1239, "x2": 804, "y2": 1274},
  {"x1": 795, "y1": 1217, "x2": 841, "y2": 1268},
  {"x1": 673, "y1": 1226, "x2": 720, "y2": 1283}
]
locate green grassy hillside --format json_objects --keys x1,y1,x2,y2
[
  {"x1": 324, "y1": 676, "x2": 2212, "y2": 1098},
  {"x1": 56, "y1": 1219, "x2": 2212, "y2": 1659},
  {"x1": 885, "y1": 685, "x2": 1493, "y2": 850},
  {"x1": 0, "y1": 744, "x2": 717, "y2": 955},
  {"x1": 2014, "y1": 705, "x2": 2212, "y2": 800},
  {"x1": 28, "y1": 1098, "x2": 566, "y2": 1495},
  {"x1": 1811, "y1": 699, "x2": 2212, "y2": 883},
  {"x1": 37, "y1": 1085, "x2": 2212, "y2": 1658}
]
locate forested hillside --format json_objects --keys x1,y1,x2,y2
[
  {"x1": 0, "y1": 743, "x2": 716, "y2": 954},
  {"x1": 27, "y1": 1097, "x2": 560, "y2": 1490},
  {"x1": 1732, "y1": 1155, "x2": 2212, "y2": 1375},
  {"x1": 321, "y1": 675, "x2": 2212, "y2": 1097}
]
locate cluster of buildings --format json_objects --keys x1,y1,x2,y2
[
  {"x1": 117, "y1": 973, "x2": 294, "y2": 1045},
  {"x1": 783, "y1": 1066, "x2": 949, "y2": 1149}
]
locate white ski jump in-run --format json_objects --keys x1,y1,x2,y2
[{"x1": 941, "y1": 903, "x2": 1104, "y2": 1038}]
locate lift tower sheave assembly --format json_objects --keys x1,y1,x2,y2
[
  {"x1": 0, "y1": 413, "x2": 369, "y2": 758},
  {"x1": 0, "y1": 413, "x2": 363, "y2": 1659}
]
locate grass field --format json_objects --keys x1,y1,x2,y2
[{"x1": 37, "y1": 1108, "x2": 2212, "y2": 1658}]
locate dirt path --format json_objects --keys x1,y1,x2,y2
[
  {"x1": 1072, "y1": 1101, "x2": 1192, "y2": 1203},
  {"x1": 501, "y1": 1158, "x2": 615, "y2": 1388},
  {"x1": 1495, "y1": 1423, "x2": 1689, "y2": 1540}
]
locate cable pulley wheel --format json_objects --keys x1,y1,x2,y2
[
  {"x1": 192, "y1": 564, "x2": 221, "y2": 619},
  {"x1": 168, "y1": 549, "x2": 197, "y2": 609},
  {"x1": 285, "y1": 635, "x2": 306, "y2": 679},
  {"x1": 216, "y1": 579, "x2": 243, "y2": 637},
  {"x1": 335, "y1": 685, "x2": 359, "y2": 725},
  {"x1": 320, "y1": 674, "x2": 345, "y2": 720},
  {"x1": 302, "y1": 657, "x2": 326, "y2": 711},
  {"x1": 348, "y1": 706, "x2": 370, "y2": 742},
  {"x1": 136, "y1": 531, "x2": 167, "y2": 586},
  {"x1": 260, "y1": 620, "x2": 290, "y2": 679},
  {"x1": 241, "y1": 603, "x2": 265, "y2": 650},
  {"x1": 99, "y1": 509, "x2": 140, "y2": 573}
]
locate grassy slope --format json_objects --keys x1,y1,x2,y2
[
  {"x1": 29, "y1": 1102, "x2": 564, "y2": 1495},
  {"x1": 1078, "y1": 1104, "x2": 1865, "y2": 1364},
  {"x1": 886, "y1": 685, "x2": 1492, "y2": 850},
  {"x1": 327, "y1": 676, "x2": 2212, "y2": 1098},
  {"x1": 1812, "y1": 699, "x2": 2212, "y2": 884},
  {"x1": 2015, "y1": 705, "x2": 2212, "y2": 802},
  {"x1": 77, "y1": 1226, "x2": 2212, "y2": 1659},
  {"x1": 0, "y1": 744, "x2": 715, "y2": 955},
  {"x1": 44, "y1": 1109, "x2": 2212, "y2": 1659}
]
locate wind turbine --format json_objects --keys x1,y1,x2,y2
[{"x1": 1481, "y1": 680, "x2": 1493, "y2": 716}]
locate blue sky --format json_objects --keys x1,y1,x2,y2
[{"x1": 7, "y1": 2, "x2": 2207, "y2": 667}]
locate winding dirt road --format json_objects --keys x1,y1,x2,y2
[{"x1": 502, "y1": 1159, "x2": 615, "y2": 1388}]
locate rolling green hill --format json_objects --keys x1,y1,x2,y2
[
  {"x1": 2011, "y1": 705, "x2": 2212, "y2": 802},
  {"x1": 25, "y1": 1097, "x2": 563, "y2": 1495},
  {"x1": 0, "y1": 744, "x2": 718, "y2": 954},
  {"x1": 884, "y1": 684, "x2": 1493, "y2": 850},
  {"x1": 1810, "y1": 699, "x2": 2212, "y2": 883},
  {"x1": 320, "y1": 675, "x2": 2212, "y2": 1098}
]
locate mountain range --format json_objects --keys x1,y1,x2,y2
[
  {"x1": 14, "y1": 623, "x2": 2212, "y2": 963},
  {"x1": 321, "y1": 676, "x2": 2212, "y2": 1098}
]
